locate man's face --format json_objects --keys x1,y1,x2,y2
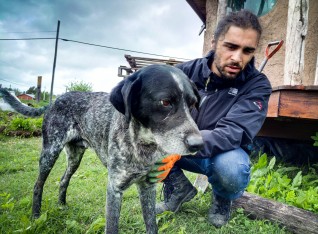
[{"x1": 212, "y1": 26, "x2": 259, "y2": 80}]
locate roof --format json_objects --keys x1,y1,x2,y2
[
  {"x1": 186, "y1": 0, "x2": 206, "y2": 23},
  {"x1": 118, "y1": 54, "x2": 187, "y2": 77},
  {"x1": 17, "y1": 93, "x2": 35, "y2": 98},
  {"x1": 124, "y1": 55, "x2": 186, "y2": 70}
]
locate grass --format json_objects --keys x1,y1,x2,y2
[{"x1": 0, "y1": 137, "x2": 290, "y2": 233}]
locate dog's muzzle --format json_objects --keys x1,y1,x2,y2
[{"x1": 185, "y1": 134, "x2": 204, "y2": 153}]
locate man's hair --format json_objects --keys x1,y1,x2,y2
[{"x1": 214, "y1": 10, "x2": 262, "y2": 43}]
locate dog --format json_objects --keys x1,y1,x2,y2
[{"x1": 0, "y1": 64, "x2": 204, "y2": 234}]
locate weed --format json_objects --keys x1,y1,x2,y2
[{"x1": 248, "y1": 153, "x2": 318, "y2": 213}]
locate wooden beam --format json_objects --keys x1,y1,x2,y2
[
  {"x1": 233, "y1": 192, "x2": 318, "y2": 234},
  {"x1": 283, "y1": 0, "x2": 309, "y2": 85},
  {"x1": 258, "y1": 118, "x2": 318, "y2": 141},
  {"x1": 315, "y1": 52, "x2": 318, "y2": 85},
  {"x1": 203, "y1": 0, "x2": 218, "y2": 56},
  {"x1": 266, "y1": 86, "x2": 318, "y2": 119},
  {"x1": 216, "y1": 0, "x2": 227, "y2": 25}
]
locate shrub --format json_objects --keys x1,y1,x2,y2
[
  {"x1": 311, "y1": 132, "x2": 318, "y2": 146},
  {"x1": 2, "y1": 114, "x2": 43, "y2": 137},
  {"x1": 66, "y1": 80, "x2": 93, "y2": 92},
  {"x1": 248, "y1": 153, "x2": 318, "y2": 213}
]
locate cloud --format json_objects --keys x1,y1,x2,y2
[{"x1": 0, "y1": 0, "x2": 204, "y2": 95}]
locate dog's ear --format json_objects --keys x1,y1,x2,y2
[
  {"x1": 190, "y1": 80, "x2": 201, "y2": 110},
  {"x1": 109, "y1": 72, "x2": 142, "y2": 123},
  {"x1": 109, "y1": 79, "x2": 126, "y2": 114}
]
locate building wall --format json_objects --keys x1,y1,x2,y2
[
  {"x1": 202, "y1": 0, "x2": 317, "y2": 87},
  {"x1": 258, "y1": 0, "x2": 287, "y2": 87},
  {"x1": 17, "y1": 94, "x2": 33, "y2": 100}
]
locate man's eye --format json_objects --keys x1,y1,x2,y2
[
  {"x1": 160, "y1": 100, "x2": 171, "y2": 107},
  {"x1": 244, "y1": 48, "x2": 255, "y2": 54},
  {"x1": 225, "y1": 44, "x2": 237, "y2": 50}
]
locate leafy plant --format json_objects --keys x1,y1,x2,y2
[
  {"x1": 2, "y1": 114, "x2": 43, "y2": 136},
  {"x1": 0, "y1": 193, "x2": 15, "y2": 212},
  {"x1": 66, "y1": 80, "x2": 93, "y2": 92},
  {"x1": 311, "y1": 132, "x2": 318, "y2": 147},
  {"x1": 248, "y1": 153, "x2": 318, "y2": 213},
  {"x1": 0, "y1": 111, "x2": 10, "y2": 126}
]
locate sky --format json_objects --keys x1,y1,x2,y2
[{"x1": 0, "y1": 0, "x2": 204, "y2": 95}]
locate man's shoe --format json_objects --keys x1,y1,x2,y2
[
  {"x1": 156, "y1": 170, "x2": 197, "y2": 214},
  {"x1": 208, "y1": 193, "x2": 232, "y2": 227}
]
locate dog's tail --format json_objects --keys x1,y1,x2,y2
[{"x1": 0, "y1": 88, "x2": 49, "y2": 117}]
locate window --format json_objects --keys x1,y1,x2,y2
[{"x1": 227, "y1": 0, "x2": 277, "y2": 17}]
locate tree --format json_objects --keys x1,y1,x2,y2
[
  {"x1": 41, "y1": 91, "x2": 49, "y2": 101},
  {"x1": 65, "y1": 81, "x2": 93, "y2": 92},
  {"x1": 26, "y1": 86, "x2": 37, "y2": 95}
]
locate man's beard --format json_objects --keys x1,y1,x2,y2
[
  {"x1": 214, "y1": 53, "x2": 242, "y2": 80},
  {"x1": 215, "y1": 62, "x2": 242, "y2": 80}
]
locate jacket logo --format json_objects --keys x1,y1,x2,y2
[
  {"x1": 253, "y1": 100, "x2": 263, "y2": 110},
  {"x1": 228, "y1": 88, "x2": 238, "y2": 96}
]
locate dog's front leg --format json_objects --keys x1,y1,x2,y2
[
  {"x1": 105, "y1": 183, "x2": 123, "y2": 234},
  {"x1": 137, "y1": 183, "x2": 158, "y2": 234}
]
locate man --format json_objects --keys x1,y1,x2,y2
[{"x1": 155, "y1": 10, "x2": 272, "y2": 227}]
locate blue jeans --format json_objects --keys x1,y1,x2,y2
[{"x1": 173, "y1": 148, "x2": 251, "y2": 200}]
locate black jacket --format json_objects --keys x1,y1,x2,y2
[{"x1": 176, "y1": 51, "x2": 272, "y2": 157}]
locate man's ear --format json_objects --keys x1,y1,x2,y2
[
  {"x1": 109, "y1": 72, "x2": 142, "y2": 123},
  {"x1": 211, "y1": 36, "x2": 216, "y2": 50}
]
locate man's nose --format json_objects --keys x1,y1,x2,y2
[{"x1": 231, "y1": 50, "x2": 243, "y2": 63}]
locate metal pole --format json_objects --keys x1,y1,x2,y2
[{"x1": 50, "y1": 20, "x2": 60, "y2": 104}]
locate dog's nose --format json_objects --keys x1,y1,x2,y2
[{"x1": 185, "y1": 134, "x2": 204, "y2": 153}]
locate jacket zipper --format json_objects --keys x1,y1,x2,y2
[
  {"x1": 196, "y1": 77, "x2": 211, "y2": 126},
  {"x1": 205, "y1": 77, "x2": 211, "y2": 92},
  {"x1": 196, "y1": 77, "x2": 218, "y2": 128},
  {"x1": 200, "y1": 77, "x2": 211, "y2": 107}
]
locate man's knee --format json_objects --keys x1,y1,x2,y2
[{"x1": 207, "y1": 148, "x2": 250, "y2": 198}]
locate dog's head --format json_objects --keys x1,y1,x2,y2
[{"x1": 110, "y1": 64, "x2": 203, "y2": 155}]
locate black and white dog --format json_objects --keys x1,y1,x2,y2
[{"x1": 0, "y1": 64, "x2": 203, "y2": 234}]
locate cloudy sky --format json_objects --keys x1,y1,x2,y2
[{"x1": 0, "y1": 0, "x2": 204, "y2": 95}]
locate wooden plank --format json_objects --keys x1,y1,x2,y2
[
  {"x1": 315, "y1": 53, "x2": 318, "y2": 85},
  {"x1": 258, "y1": 118, "x2": 318, "y2": 140},
  {"x1": 278, "y1": 90, "x2": 318, "y2": 119},
  {"x1": 272, "y1": 85, "x2": 318, "y2": 91},
  {"x1": 266, "y1": 86, "x2": 318, "y2": 120},
  {"x1": 233, "y1": 192, "x2": 318, "y2": 234},
  {"x1": 266, "y1": 91, "x2": 280, "y2": 117}
]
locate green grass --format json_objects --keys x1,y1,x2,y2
[{"x1": 0, "y1": 137, "x2": 290, "y2": 233}]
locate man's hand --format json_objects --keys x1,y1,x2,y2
[{"x1": 147, "y1": 154, "x2": 181, "y2": 183}]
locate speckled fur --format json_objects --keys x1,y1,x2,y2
[{"x1": 0, "y1": 64, "x2": 203, "y2": 234}]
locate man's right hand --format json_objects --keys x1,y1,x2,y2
[{"x1": 147, "y1": 154, "x2": 181, "y2": 183}]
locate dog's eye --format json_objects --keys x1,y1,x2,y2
[
  {"x1": 160, "y1": 100, "x2": 171, "y2": 107},
  {"x1": 188, "y1": 101, "x2": 197, "y2": 110}
]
